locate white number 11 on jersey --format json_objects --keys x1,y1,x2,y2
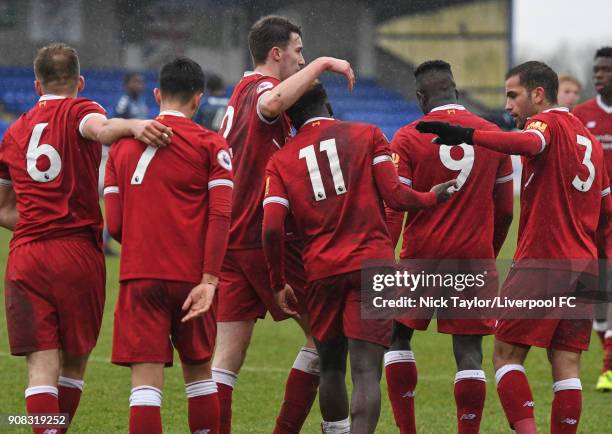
[{"x1": 299, "y1": 138, "x2": 347, "y2": 201}]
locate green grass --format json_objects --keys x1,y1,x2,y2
[{"x1": 0, "y1": 204, "x2": 610, "y2": 433}]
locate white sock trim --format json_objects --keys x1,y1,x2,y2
[
  {"x1": 593, "y1": 320, "x2": 608, "y2": 332},
  {"x1": 321, "y1": 417, "x2": 350, "y2": 433},
  {"x1": 292, "y1": 347, "x2": 320, "y2": 375},
  {"x1": 185, "y1": 379, "x2": 217, "y2": 398},
  {"x1": 553, "y1": 378, "x2": 582, "y2": 393},
  {"x1": 25, "y1": 386, "x2": 58, "y2": 398},
  {"x1": 455, "y1": 369, "x2": 486, "y2": 383},
  {"x1": 129, "y1": 386, "x2": 162, "y2": 407},
  {"x1": 384, "y1": 350, "x2": 415, "y2": 366},
  {"x1": 495, "y1": 364, "x2": 525, "y2": 385},
  {"x1": 605, "y1": 329, "x2": 612, "y2": 340},
  {"x1": 212, "y1": 368, "x2": 238, "y2": 388},
  {"x1": 58, "y1": 376, "x2": 84, "y2": 391}
]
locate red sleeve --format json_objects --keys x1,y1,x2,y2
[
  {"x1": 385, "y1": 128, "x2": 413, "y2": 247},
  {"x1": 103, "y1": 150, "x2": 122, "y2": 242},
  {"x1": 372, "y1": 128, "x2": 436, "y2": 211},
  {"x1": 74, "y1": 99, "x2": 108, "y2": 138},
  {"x1": 0, "y1": 133, "x2": 13, "y2": 185},
  {"x1": 254, "y1": 78, "x2": 282, "y2": 124},
  {"x1": 492, "y1": 155, "x2": 514, "y2": 256},
  {"x1": 600, "y1": 170, "x2": 612, "y2": 259},
  {"x1": 262, "y1": 159, "x2": 290, "y2": 292},
  {"x1": 472, "y1": 116, "x2": 553, "y2": 157},
  {"x1": 202, "y1": 136, "x2": 234, "y2": 277}
]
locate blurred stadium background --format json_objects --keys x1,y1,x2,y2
[{"x1": 0, "y1": 0, "x2": 609, "y2": 432}]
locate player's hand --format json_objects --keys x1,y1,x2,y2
[
  {"x1": 275, "y1": 284, "x2": 300, "y2": 318},
  {"x1": 132, "y1": 120, "x2": 173, "y2": 148},
  {"x1": 181, "y1": 282, "x2": 216, "y2": 322},
  {"x1": 323, "y1": 57, "x2": 356, "y2": 92},
  {"x1": 430, "y1": 179, "x2": 458, "y2": 203},
  {"x1": 416, "y1": 121, "x2": 474, "y2": 146}
]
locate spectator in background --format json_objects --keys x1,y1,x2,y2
[
  {"x1": 115, "y1": 72, "x2": 149, "y2": 119},
  {"x1": 101, "y1": 72, "x2": 150, "y2": 256},
  {"x1": 557, "y1": 74, "x2": 582, "y2": 109},
  {"x1": 196, "y1": 73, "x2": 229, "y2": 131}
]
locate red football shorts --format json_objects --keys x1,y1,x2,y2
[
  {"x1": 307, "y1": 271, "x2": 392, "y2": 347},
  {"x1": 217, "y1": 241, "x2": 306, "y2": 322},
  {"x1": 112, "y1": 279, "x2": 217, "y2": 366},
  {"x1": 495, "y1": 268, "x2": 593, "y2": 352},
  {"x1": 398, "y1": 270, "x2": 498, "y2": 335},
  {"x1": 5, "y1": 236, "x2": 105, "y2": 356}
]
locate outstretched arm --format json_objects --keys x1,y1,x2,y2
[
  {"x1": 373, "y1": 159, "x2": 455, "y2": 211},
  {"x1": 416, "y1": 121, "x2": 545, "y2": 157}
]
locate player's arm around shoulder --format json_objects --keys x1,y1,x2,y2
[{"x1": 80, "y1": 107, "x2": 173, "y2": 147}]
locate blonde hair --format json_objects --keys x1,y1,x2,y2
[{"x1": 558, "y1": 74, "x2": 582, "y2": 90}]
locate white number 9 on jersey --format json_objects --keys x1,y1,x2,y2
[
  {"x1": 439, "y1": 143, "x2": 474, "y2": 191},
  {"x1": 27, "y1": 123, "x2": 62, "y2": 183}
]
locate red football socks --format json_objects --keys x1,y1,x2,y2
[
  {"x1": 212, "y1": 368, "x2": 238, "y2": 434},
  {"x1": 495, "y1": 365, "x2": 536, "y2": 434},
  {"x1": 551, "y1": 379, "x2": 582, "y2": 434},
  {"x1": 274, "y1": 347, "x2": 320, "y2": 434},
  {"x1": 58, "y1": 376, "x2": 84, "y2": 431},
  {"x1": 25, "y1": 386, "x2": 60, "y2": 434},
  {"x1": 186, "y1": 380, "x2": 219, "y2": 434},
  {"x1": 129, "y1": 386, "x2": 162, "y2": 434},
  {"x1": 454, "y1": 370, "x2": 486, "y2": 434},
  {"x1": 384, "y1": 351, "x2": 417, "y2": 434}
]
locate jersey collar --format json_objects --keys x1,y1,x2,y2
[
  {"x1": 243, "y1": 71, "x2": 263, "y2": 77},
  {"x1": 300, "y1": 117, "x2": 336, "y2": 131},
  {"x1": 430, "y1": 104, "x2": 466, "y2": 113},
  {"x1": 596, "y1": 95, "x2": 612, "y2": 114},
  {"x1": 542, "y1": 106, "x2": 570, "y2": 113},
  {"x1": 159, "y1": 110, "x2": 186, "y2": 118},
  {"x1": 39, "y1": 94, "x2": 66, "y2": 101}
]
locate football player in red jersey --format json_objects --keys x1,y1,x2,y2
[
  {"x1": 418, "y1": 61, "x2": 612, "y2": 434},
  {"x1": 0, "y1": 43, "x2": 171, "y2": 433},
  {"x1": 104, "y1": 57, "x2": 232, "y2": 434},
  {"x1": 213, "y1": 16, "x2": 355, "y2": 434},
  {"x1": 262, "y1": 82, "x2": 455, "y2": 434},
  {"x1": 385, "y1": 60, "x2": 514, "y2": 434},
  {"x1": 573, "y1": 46, "x2": 612, "y2": 391}
]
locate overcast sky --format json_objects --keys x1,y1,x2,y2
[{"x1": 514, "y1": 0, "x2": 611, "y2": 57}]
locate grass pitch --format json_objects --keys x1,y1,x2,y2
[{"x1": 0, "y1": 206, "x2": 609, "y2": 433}]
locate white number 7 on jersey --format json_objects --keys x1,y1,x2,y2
[
  {"x1": 299, "y1": 138, "x2": 347, "y2": 201},
  {"x1": 131, "y1": 146, "x2": 159, "y2": 184}
]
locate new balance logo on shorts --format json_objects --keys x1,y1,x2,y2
[
  {"x1": 43, "y1": 430, "x2": 59, "y2": 434},
  {"x1": 523, "y1": 400, "x2": 534, "y2": 408},
  {"x1": 193, "y1": 430, "x2": 211, "y2": 434},
  {"x1": 460, "y1": 413, "x2": 477, "y2": 421},
  {"x1": 561, "y1": 418, "x2": 578, "y2": 425},
  {"x1": 402, "y1": 391, "x2": 415, "y2": 398}
]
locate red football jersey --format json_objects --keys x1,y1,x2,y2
[
  {"x1": 218, "y1": 72, "x2": 292, "y2": 250},
  {"x1": 573, "y1": 96, "x2": 612, "y2": 179},
  {"x1": 393, "y1": 104, "x2": 513, "y2": 259},
  {"x1": 104, "y1": 111, "x2": 233, "y2": 283},
  {"x1": 264, "y1": 118, "x2": 395, "y2": 281},
  {"x1": 515, "y1": 108, "x2": 609, "y2": 264},
  {"x1": 0, "y1": 95, "x2": 106, "y2": 250}
]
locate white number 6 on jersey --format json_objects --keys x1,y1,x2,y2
[{"x1": 27, "y1": 123, "x2": 62, "y2": 183}]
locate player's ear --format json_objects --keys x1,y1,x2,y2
[
  {"x1": 34, "y1": 80, "x2": 43, "y2": 97},
  {"x1": 532, "y1": 86, "x2": 546, "y2": 105},
  {"x1": 77, "y1": 76, "x2": 85, "y2": 93},
  {"x1": 153, "y1": 88, "x2": 161, "y2": 106},
  {"x1": 270, "y1": 46, "x2": 282, "y2": 62},
  {"x1": 193, "y1": 93, "x2": 203, "y2": 111}
]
